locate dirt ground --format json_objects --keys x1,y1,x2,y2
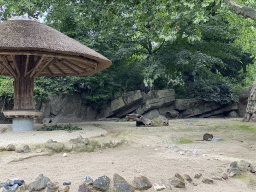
[{"x1": 0, "y1": 118, "x2": 256, "y2": 192}]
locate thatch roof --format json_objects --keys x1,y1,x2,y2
[{"x1": 0, "y1": 16, "x2": 112, "y2": 78}]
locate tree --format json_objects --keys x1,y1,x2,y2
[{"x1": 220, "y1": 0, "x2": 256, "y2": 122}]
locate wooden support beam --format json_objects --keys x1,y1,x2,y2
[
  {"x1": 52, "y1": 63, "x2": 67, "y2": 75},
  {"x1": 0, "y1": 51, "x2": 99, "y2": 69},
  {"x1": 11, "y1": 55, "x2": 20, "y2": 77},
  {"x1": 67, "y1": 58, "x2": 95, "y2": 70},
  {"x1": 33, "y1": 57, "x2": 54, "y2": 78},
  {"x1": 46, "y1": 67, "x2": 53, "y2": 76},
  {"x1": 62, "y1": 59, "x2": 87, "y2": 73},
  {"x1": 56, "y1": 59, "x2": 79, "y2": 75},
  {"x1": 0, "y1": 56, "x2": 16, "y2": 78},
  {"x1": 29, "y1": 55, "x2": 45, "y2": 78},
  {"x1": 24, "y1": 55, "x2": 30, "y2": 76}
]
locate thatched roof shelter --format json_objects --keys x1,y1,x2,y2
[
  {"x1": 0, "y1": 15, "x2": 112, "y2": 77},
  {"x1": 0, "y1": 15, "x2": 112, "y2": 131}
]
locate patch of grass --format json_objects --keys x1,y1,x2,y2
[
  {"x1": 197, "y1": 125, "x2": 207, "y2": 126},
  {"x1": 176, "y1": 138, "x2": 193, "y2": 144},
  {"x1": 115, "y1": 118, "x2": 131, "y2": 122},
  {"x1": 237, "y1": 125, "x2": 256, "y2": 132},
  {"x1": 210, "y1": 124, "x2": 256, "y2": 132},
  {"x1": 152, "y1": 118, "x2": 161, "y2": 126},
  {"x1": 237, "y1": 172, "x2": 256, "y2": 189},
  {"x1": 37, "y1": 124, "x2": 82, "y2": 132}
]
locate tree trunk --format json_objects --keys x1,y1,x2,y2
[
  {"x1": 127, "y1": 114, "x2": 153, "y2": 126},
  {"x1": 13, "y1": 76, "x2": 35, "y2": 110},
  {"x1": 13, "y1": 55, "x2": 35, "y2": 110},
  {"x1": 243, "y1": 75, "x2": 256, "y2": 122}
]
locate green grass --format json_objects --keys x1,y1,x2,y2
[
  {"x1": 176, "y1": 138, "x2": 193, "y2": 144},
  {"x1": 237, "y1": 172, "x2": 256, "y2": 189},
  {"x1": 209, "y1": 124, "x2": 256, "y2": 132},
  {"x1": 37, "y1": 124, "x2": 82, "y2": 132}
]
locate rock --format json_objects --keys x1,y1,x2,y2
[
  {"x1": 83, "y1": 176, "x2": 93, "y2": 185},
  {"x1": 211, "y1": 168, "x2": 224, "y2": 180},
  {"x1": 239, "y1": 87, "x2": 251, "y2": 105},
  {"x1": 69, "y1": 136, "x2": 89, "y2": 145},
  {"x1": 153, "y1": 183, "x2": 166, "y2": 191},
  {"x1": 23, "y1": 145, "x2": 30, "y2": 153},
  {"x1": 64, "y1": 185, "x2": 70, "y2": 192},
  {"x1": 175, "y1": 173, "x2": 185, "y2": 183},
  {"x1": 169, "y1": 177, "x2": 185, "y2": 188},
  {"x1": 132, "y1": 176, "x2": 152, "y2": 190},
  {"x1": 202, "y1": 178, "x2": 213, "y2": 184},
  {"x1": 184, "y1": 174, "x2": 192, "y2": 183},
  {"x1": 222, "y1": 173, "x2": 228, "y2": 180},
  {"x1": 111, "y1": 97, "x2": 126, "y2": 112},
  {"x1": 227, "y1": 111, "x2": 239, "y2": 118},
  {"x1": 229, "y1": 161, "x2": 240, "y2": 176},
  {"x1": 93, "y1": 175, "x2": 110, "y2": 191},
  {"x1": 63, "y1": 143, "x2": 73, "y2": 152},
  {"x1": 250, "y1": 162, "x2": 256, "y2": 173},
  {"x1": 211, "y1": 173, "x2": 222, "y2": 181},
  {"x1": 73, "y1": 143, "x2": 87, "y2": 152},
  {"x1": 45, "y1": 143, "x2": 64, "y2": 153},
  {"x1": 237, "y1": 160, "x2": 251, "y2": 172},
  {"x1": 18, "y1": 183, "x2": 26, "y2": 191},
  {"x1": 36, "y1": 149, "x2": 42, "y2": 153},
  {"x1": 194, "y1": 173, "x2": 202, "y2": 179},
  {"x1": 113, "y1": 173, "x2": 134, "y2": 192},
  {"x1": 174, "y1": 98, "x2": 199, "y2": 111},
  {"x1": 0, "y1": 146, "x2": 6, "y2": 151},
  {"x1": 28, "y1": 174, "x2": 50, "y2": 191},
  {"x1": 78, "y1": 183, "x2": 91, "y2": 192},
  {"x1": 46, "y1": 181, "x2": 59, "y2": 192},
  {"x1": 143, "y1": 109, "x2": 160, "y2": 120},
  {"x1": 166, "y1": 110, "x2": 179, "y2": 118},
  {"x1": 15, "y1": 148, "x2": 24, "y2": 153},
  {"x1": 5, "y1": 144, "x2": 15, "y2": 151},
  {"x1": 143, "y1": 90, "x2": 175, "y2": 112},
  {"x1": 47, "y1": 139, "x2": 57, "y2": 143},
  {"x1": 63, "y1": 153, "x2": 67, "y2": 157}
]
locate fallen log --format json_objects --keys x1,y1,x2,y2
[{"x1": 127, "y1": 114, "x2": 153, "y2": 126}]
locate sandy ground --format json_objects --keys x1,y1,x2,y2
[{"x1": 0, "y1": 118, "x2": 256, "y2": 192}]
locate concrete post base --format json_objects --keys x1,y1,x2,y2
[{"x1": 13, "y1": 118, "x2": 34, "y2": 132}]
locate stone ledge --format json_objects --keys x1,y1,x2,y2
[{"x1": 3, "y1": 110, "x2": 43, "y2": 119}]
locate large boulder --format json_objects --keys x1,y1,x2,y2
[
  {"x1": 111, "y1": 97, "x2": 126, "y2": 112},
  {"x1": 174, "y1": 98, "x2": 200, "y2": 111},
  {"x1": 141, "y1": 89, "x2": 175, "y2": 114},
  {"x1": 237, "y1": 87, "x2": 252, "y2": 117},
  {"x1": 199, "y1": 103, "x2": 238, "y2": 118},
  {"x1": 143, "y1": 109, "x2": 160, "y2": 119},
  {"x1": 107, "y1": 90, "x2": 144, "y2": 118},
  {"x1": 181, "y1": 101, "x2": 222, "y2": 118},
  {"x1": 239, "y1": 87, "x2": 252, "y2": 105}
]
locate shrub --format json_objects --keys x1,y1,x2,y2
[{"x1": 185, "y1": 78, "x2": 239, "y2": 104}]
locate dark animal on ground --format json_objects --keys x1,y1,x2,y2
[{"x1": 195, "y1": 133, "x2": 213, "y2": 141}]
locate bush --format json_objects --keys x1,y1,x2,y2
[{"x1": 185, "y1": 78, "x2": 239, "y2": 104}]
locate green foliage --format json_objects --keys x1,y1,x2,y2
[
  {"x1": 186, "y1": 78, "x2": 239, "y2": 104},
  {"x1": 0, "y1": 76, "x2": 14, "y2": 110},
  {"x1": 38, "y1": 124, "x2": 82, "y2": 132},
  {"x1": 0, "y1": 0, "x2": 256, "y2": 107},
  {"x1": 76, "y1": 70, "x2": 121, "y2": 109}
]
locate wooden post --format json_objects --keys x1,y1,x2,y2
[{"x1": 13, "y1": 55, "x2": 35, "y2": 110}]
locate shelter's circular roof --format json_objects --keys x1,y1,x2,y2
[{"x1": 0, "y1": 15, "x2": 112, "y2": 77}]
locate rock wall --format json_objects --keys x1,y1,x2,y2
[{"x1": 0, "y1": 87, "x2": 252, "y2": 124}]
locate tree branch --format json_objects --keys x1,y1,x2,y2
[
  {"x1": 153, "y1": 39, "x2": 166, "y2": 54},
  {"x1": 223, "y1": 0, "x2": 256, "y2": 20}
]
